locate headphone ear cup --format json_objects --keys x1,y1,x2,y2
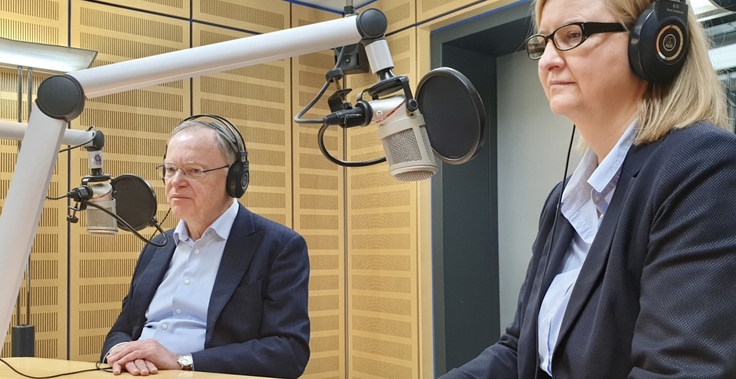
[
  {"x1": 628, "y1": 0, "x2": 689, "y2": 83},
  {"x1": 226, "y1": 160, "x2": 249, "y2": 198}
]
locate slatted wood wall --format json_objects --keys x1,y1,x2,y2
[
  {"x1": 0, "y1": 0, "x2": 68, "y2": 359},
  {"x1": 291, "y1": 7, "x2": 346, "y2": 377},
  {"x1": 0, "y1": 0, "x2": 506, "y2": 377},
  {"x1": 69, "y1": 0, "x2": 190, "y2": 361}
]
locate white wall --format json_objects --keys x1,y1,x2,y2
[{"x1": 496, "y1": 50, "x2": 582, "y2": 332}]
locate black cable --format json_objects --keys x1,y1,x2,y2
[
  {"x1": 81, "y1": 201, "x2": 168, "y2": 248},
  {"x1": 294, "y1": 78, "x2": 335, "y2": 125},
  {"x1": 146, "y1": 208, "x2": 171, "y2": 244},
  {"x1": 317, "y1": 121, "x2": 386, "y2": 167},
  {"x1": 293, "y1": 47, "x2": 347, "y2": 125},
  {"x1": 0, "y1": 358, "x2": 111, "y2": 378},
  {"x1": 295, "y1": 45, "x2": 388, "y2": 168},
  {"x1": 540, "y1": 124, "x2": 577, "y2": 283},
  {"x1": 534, "y1": 124, "x2": 576, "y2": 372},
  {"x1": 58, "y1": 126, "x2": 96, "y2": 153},
  {"x1": 46, "y1": 194, "x2": 69, "y2": 201}
]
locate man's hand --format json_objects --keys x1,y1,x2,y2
[{"x1": 106, "y1": 339, "x2": 180, "y2": 375}]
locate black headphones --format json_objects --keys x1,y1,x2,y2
[
  {"x1": 168, "y1": 114, "x2": 249, "y2": 198},
  {"x1": 629, "y1": 0, "x2": 689, "y2": 83}
]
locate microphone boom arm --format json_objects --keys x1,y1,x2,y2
[{"x1": 0, "y1": 9, "x2": 390, "y2": 344}]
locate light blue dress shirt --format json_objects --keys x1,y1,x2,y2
[
  {"x1": 538, "y1": 121, "x2": 637, "y2": 375},
  {"x1": 138, "y1": 200, "x2": 238, "y2": 355}
]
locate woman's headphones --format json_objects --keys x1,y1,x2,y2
[
  {"x1": 628, "y1": 0, "x2": 689, "y2": 82},
  {"x1": 170, "y1": 114, "x2": 250, "y2": 198}
]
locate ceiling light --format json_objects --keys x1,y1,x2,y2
[{"x1": 0, "y1": 37, "x2": 97, "y2": 73}]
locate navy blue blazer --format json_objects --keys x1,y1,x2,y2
[
  {"x1": 442, "y1": 123, "x2": 736, "y2": 378},
  {"x1": 101, "y1": 205, "x2": 310, "y2": 378}
]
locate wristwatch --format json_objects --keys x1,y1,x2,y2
[{"x1": 177, "y1": 353, "x2": 194, "y2": 371}]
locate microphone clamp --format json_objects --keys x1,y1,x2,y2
[{"x1": 67, "y1": 185, "x2": 94, "y2": 203}]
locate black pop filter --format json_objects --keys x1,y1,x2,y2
[
  {"x1": 111, "y1": 174, "x2": 157, "y2": 232},
  {"x1": 416, "y1": 67, "x2": 486, "y2": 165}
]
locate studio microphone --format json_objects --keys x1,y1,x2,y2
[
  {"x1": 313, "y1": 9, "x2": 486, "y2": 178},
  {"x1": 86, "y1": 182, "x2": 117, "y2": 235},
  {"x1": 323, "y1": 93, "x2": 438, "y2": 181},
  {"x1": 82, "y1": 149, "x2": 118, "y2": 236},
  {"x1": 369, "y1": 96, "x2": 437, "y2": 181}
]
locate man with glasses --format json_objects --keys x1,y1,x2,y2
[{"x1": 100, "y1": 117, "x2": 310, "y2": 378}]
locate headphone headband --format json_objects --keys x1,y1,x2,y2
[{"x1": 172, "y1": 114, "x2": 250, "y2": 198}]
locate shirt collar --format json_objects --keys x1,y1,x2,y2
[
  {"x1": 173, "y1": 200, "x2": 239, "y2": 244},
  {"x1": 562, "y1": 119, "x2": 638, "y2": 203},
  {"x1": 560, "y1": 120, "x2": 637, "y2": 241},
  {"x1": 588, "y1": 120, "x2": 638, "y2": 195}
]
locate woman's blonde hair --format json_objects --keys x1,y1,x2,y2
[{"x1": 532, "y1": 0, "x2": 730, "y2": 144}]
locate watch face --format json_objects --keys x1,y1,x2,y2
[{"x1": 178, "y1": 354, "x2": 193, "y2": 370}]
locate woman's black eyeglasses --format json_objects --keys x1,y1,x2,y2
[{"x1": 526, "y1": 22, "x2": 627, "y2": 60}]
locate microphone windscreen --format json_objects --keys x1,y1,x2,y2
[
  {"x1": 416, "y1": 67, "x2": 486, "y2": 165},
  {"x1": 111, "y1": 174, "x2": 157, "y2": 232}
]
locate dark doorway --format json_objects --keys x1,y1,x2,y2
[{"x1": 430, "y1": 2, "x2": 533, "y2": 376}]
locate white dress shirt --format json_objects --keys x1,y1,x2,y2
[
  {"x1": 138, "y1": 200, "x2": 238, "y2": 354},
  {"x1": 538, "y1": 121, "x2": 637, "y2": 375}
]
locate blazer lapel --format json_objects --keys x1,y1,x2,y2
[
  {"x1": 205, "y1": 205, "x2": 262, "y2": 345},
  {"x1": 555, "y1": 139, "x2": 657, "y2": 348},
  {"x1": 131, "y1": 240, "x2": 176, "y2": 329},
  {"x1": 522, "y1": 209, "x2": 575, "y2": 374}
]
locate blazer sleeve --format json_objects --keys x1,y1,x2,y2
[
  {"x1": 630, "y1": 128, "x2": 736, "y2": 378},
  {"x1": 191, "y1": 229, "x2": 311, "y2": 378}
]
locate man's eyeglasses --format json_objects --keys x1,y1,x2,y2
[
  {"x1": 526, "y1": 22, "x2": 627, "y2": 60},
  {"x1": 156, "y1": 164, "x2": 229, "y2": 180}
]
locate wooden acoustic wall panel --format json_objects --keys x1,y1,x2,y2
[
  {"x1": 93, "y1": 0, "x2": 189, "y2": 18},
  {"x1": 70, "y1": 1, "x2": 189, "y2": 362},
  {"x1": 192, "y1": 24, "x2": 292, "y2": 225},
  {"x1": 194, "y1": 0, "x2": 288, "y2": 33},
  {"x1": 0, "y1": 0, "x2": 68, "y2": 359},
  {"x1": 418, "y1": 0, "x2": 490, "y2": 22},
  {"x1": 370, "y1": 0, "x2": 415, "y2": 34},
  {"x1": 0, "y1": 0, "x2": 67, "y2": 43},
  {"x1": 346, "y1": 29, "x2": 420, "y2": 379},
  {"x1": 291, "y1": 6, "x2": 345, "y2": 379}
]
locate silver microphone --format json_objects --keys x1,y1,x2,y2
[
  {"x1": 371, "y1": 96, "x2": 438, "y2": 181},
  {"x1": 86, "y1": 182, "x2": 117, "y2": 236},
  {"x1": 83, "y1": 149, "x2": 117, "y2": 236}
]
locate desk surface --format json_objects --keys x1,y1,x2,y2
[{"x1": 0, "y1": 358, "x2": 275, "y2": 379}]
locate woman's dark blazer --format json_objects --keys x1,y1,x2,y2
[{"x1": 442, "y1": 123, "x2": 736, "y2": 379}]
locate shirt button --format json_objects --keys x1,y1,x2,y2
[
  {"x1": 184, "y1": 279, "x2": 190, "y2": 285},
  {"x1": 176, "y1": 309, "x2": 182, "y2": 314},
  {"x1": 194, "y1": 249, "x2": 200, "y2": 255},
  {"x1": 162, "y1": 324, "x2": 168, "y2": 330}
]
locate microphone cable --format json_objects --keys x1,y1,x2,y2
[
  {"x1": 145, "y1": 207, "x2": 171, "y2": 246},
  {"x1": 57, "y1": 126, "x2": 96, "y2": 153},
  {"x1": 75, "y1": 200, "x2": 168, "y2": 248},
  {"x1": 316, "y1": 121, "x2": 386, "y2": 167},
  {"x1": 533, "y1": 124, "x2": 576, "y2": 372},
  {"x1": 294, "y1": 44, "x2": 387, "y2": 167},
  {"x1": 0, "y1": 358, "x2": 113, "y2": 378},
  {"x1": 539, "y1": 124, "x2": 577, "y2": 292},
  {"x1": 293, "y1": 46, "x2": 347, "y2": 126},
  {"x1": 47, "y1": 189, "x2": 168, "y2": 248}
]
